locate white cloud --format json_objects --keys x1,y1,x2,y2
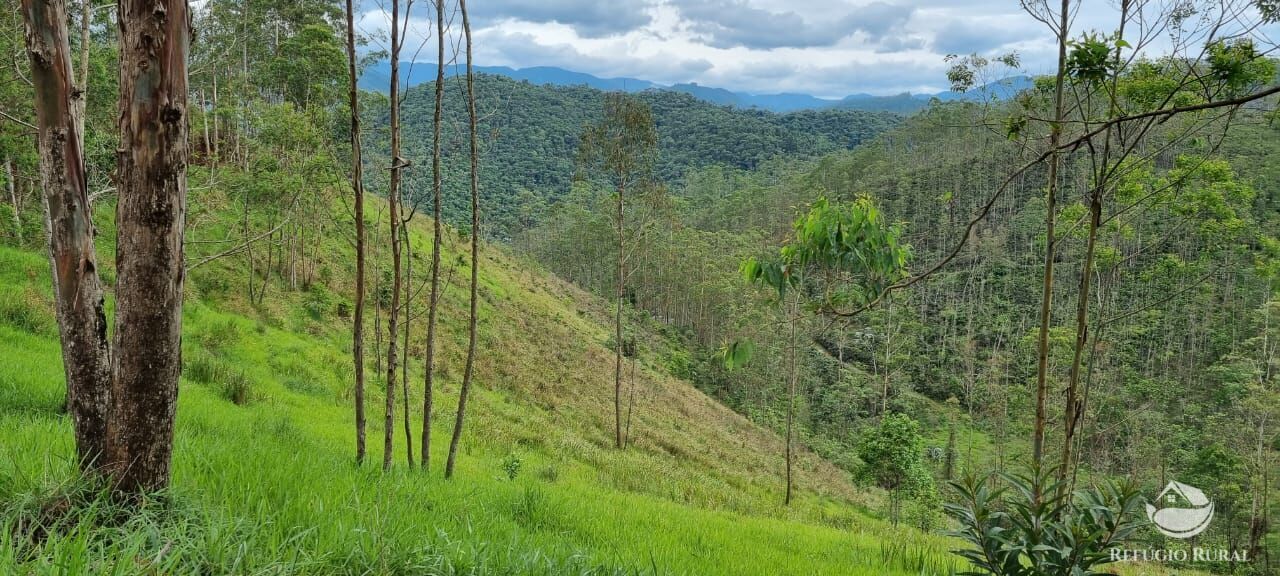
[{"x1": 358, "y1": 0, "x2": 1280, "y2": 97}]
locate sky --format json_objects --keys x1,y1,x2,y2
[{"x1": 356, "y1": 1, "x2": 1280, "y2": 98}]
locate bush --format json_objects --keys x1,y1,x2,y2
[
  {"x1": 303, "y1": 286, "x2": 333, "y2": 320},
  {"x1": 858, "y1": 413, "x2": 932, "y2": 524},
  {"x1": 501, "y1": 452, "x2": 523, "y2": 480},
  {"x1": 904, "y1": 487, "x2": 943, "y2": 533},
  {"x1": 945, "y1": 466, "x2": 1145, "y2": 576}
]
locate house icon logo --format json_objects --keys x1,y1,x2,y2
[{"x1": 1146, "y1": 481, "x2": 1214, "y2": 538}]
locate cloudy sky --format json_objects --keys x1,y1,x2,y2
[{"x1": 357, "y1": 1, "x2": 1277, "y2": 98}]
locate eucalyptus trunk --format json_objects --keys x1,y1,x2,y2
[
  {"x1": 343, "y1": 0, "x2": 367, "y2": 466},
  {"x1": 421, "y1": 0, "x2": 446, "y2": 471},
  {"x1": 1061, "y1": 1, "x2": 1128, "y2": 490},
  {"x1": 446, "y1": 0, "x2": 479, "y2": 479},
  {"x1": 107, "y1": 0, "x2": 191, "y2": 494},
  {"x1": 21, "y1": 0, "x2": 112, "y2": 472},
  {"x1": 384, "y1": 0, "x2": 404, "y2": 472}
]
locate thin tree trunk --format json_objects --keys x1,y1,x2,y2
[
  {"x1": 785, "y1": 299, "x2": 798, "y2": 506},
  {"x1": 881, "y1": 298, "x2": 893, "y2": 415},
  {"x1": 107, "y1": 0, "x2": 190, "y2": 494},
  {"x1": 1032, "y1": 0, "x2": 1070, "y2": 471},
  {"x1": 201, "y1": 87, "x2": 211, "y2": 162},
  {"x1": 244, "y1": 192, "x2": 255, "y2": 301},
  {"x1": 5, "y1": 158, "x2": 20, "y2": 244},
  {"x1": 401, "y1": 226, "x2": 413, "y2": 467},
  {"x1": 343, "y1": 0, "x2": 366, "y2": 466},
  {"x1": 1250, "y1": 415, "x2": 1268, "y2": 560},
  {"x1": 384, "y1": 0, "x2": 404, "y2": 472},
  {"x1": 614, "y1": 180, "x2": 625, "y2": 450},
  {"x1": 211, "y1": 69, "x2": 219, "y2": 167},
  {"x1": 1060, "y1": 184, "x2": 1101, "y2": 482},
  {"x1": 20, "y1": 0, "x2": 112, "y2": 472},
  {"x1": 624, "y1": 356, "x2": 637, "y2": 447},
  {"x1": 256, "y1": 214, "x2": 273, "y2": 304},
  {"x1": 1061, "y1": 0, "x2": 1127, "y2": 489},
  {"x1": 75, "y1": 0, "x2": 88, "y2": 141},
  {"x1": 446, "y1": 0, "x2": 478, "y2": 479},
  {"x1": 421, "y1": 0, "x2": 446, "y2": 471}
]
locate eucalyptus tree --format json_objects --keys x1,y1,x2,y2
[
  {"x1": 1029, "y1": 0, "x2": 1070, "y2": 470},
  {"x1": 343, "y1": 0, "x2": 367, "y2": 466},
  {"x1": 1012, "y1": 0, "x2": 1279, "y2": 484},
  {"x1": 931, "y1": 0, "x2": 1279, "y2": 480},
  {"x1": 21, "y1": 0, "x2": 192, "y2": 494},
  {"x1": 445, "y1": 0, "x2": 479, "y2": 479},
  {"x1": 20, "y1": 0, "x2": 111, "y2": 471},
  {"x1": 421, "y1": 0, "x2": 447, "y2": 472},
  {"x1": 577, "y1": 93, "x2": 658, "y2": 449},
  {"x1": 107, "y1": 0, "x2": 193, "y2": 493},
  {"x1": 383, "y1": 0, "x2": 409, "y2": 472}
]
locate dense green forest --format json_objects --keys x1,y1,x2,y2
[
  {"x1": 373, "y1": 74, "x2": 900, "y2": 237},
  {"x1": 2, "y1": 0, "x2": 1280, "y2": 575}
]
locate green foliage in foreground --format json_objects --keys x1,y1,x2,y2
[{"x1": 946, "y1": 468, "x2": 1146, "y2": 576}]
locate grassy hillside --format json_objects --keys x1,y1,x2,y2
[{"x1": 0, "y1": 182, "x2": 967, "y2": 574}]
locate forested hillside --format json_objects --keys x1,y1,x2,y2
[
  {"x1": 375, "y1": 74, "x2": 900, "y2": 237},
  {"x1": 519, "y1": 48, "x2": 1280, "y2": 575}
]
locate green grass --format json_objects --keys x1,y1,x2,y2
[{"x1": 0, "y1": 187, "x2": 970, "y2": 575}]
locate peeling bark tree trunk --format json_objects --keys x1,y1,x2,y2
[
  {"x1": 21, "y1": 0, "x2": 113, "y2": 472},
  {"x1": 343, "y1": 0, "x2": 367, "y2": 466},
  {"x1": 420, "y1": 0, "x2": 446, "y2": 471},
  {"x1": 446, "y1": 0, "x2": 478, "y2": 479},
  {"x1": 106, "y1": 0, "x2": 191, "y2": 494}
]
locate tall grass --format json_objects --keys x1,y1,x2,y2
[{"x1": 0, "y1": 219, "x2": 969, "y2": 575}]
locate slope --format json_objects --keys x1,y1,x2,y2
[{"x1": 0, "y1": 174, "x2": 961, "y2": 575}]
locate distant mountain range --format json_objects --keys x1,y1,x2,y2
[{"x1": 359, "y1": 61, "x2": 1034, "y2": 115}]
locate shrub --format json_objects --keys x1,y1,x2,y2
[
  {"x1": 945, "y1": 466, "x2": 1145, "y2": 576},
  {"x1": 501, "y1": 452, "x2": 523, "y2": 480},
  {"x1": 303, "y1": 286, "x2": 333, "y2": 320},
  {"x1": 858, "y1": 413, "x2": 932, "y2": 524}
]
